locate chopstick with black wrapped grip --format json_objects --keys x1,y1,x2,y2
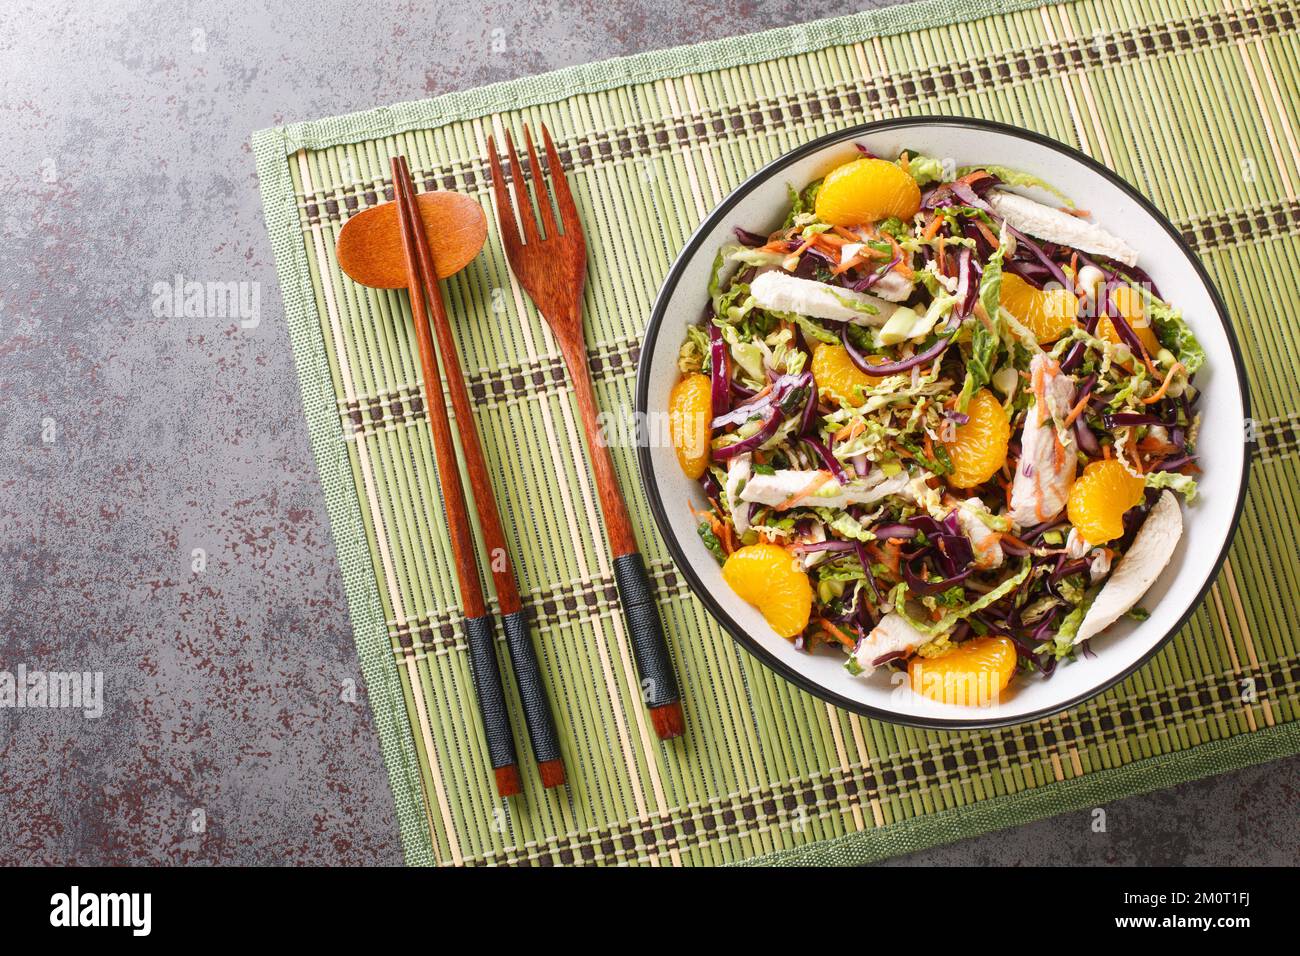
[
  {"x1": 390, "y1": 158, "x2": 519, "y2": 796},
  {"x1": 393, "y1": 156, "x2": 566, "y2": 790}
]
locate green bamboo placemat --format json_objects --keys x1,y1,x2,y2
[{"x1": 254, "y1": 0, "x2": 1300, "y2": 866}]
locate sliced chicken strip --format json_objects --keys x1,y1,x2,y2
[
  {"x1": 1074, "y1": 492, "x2": 1183, "y2": 645},
  {"x1": 1010, "y1": 353, "x2": 1077, "y2": 528},
  {"x1": 749, "y1": 271, "x2": 899, "y2": 326},
  {"x1": 868, "y1": 269, "x2": 915, "y2": 303},
  {"x1": 850, "y1": 613, "x2": 929, "y2": 676},
  {"x1": 740, "y1": 468, "x2": 912, "y2": 511},
  {"x1": 988, "y1": 191, "x2": 1139, "y2": 266},
  {"x1": 953, "y1": 497, "x2": 1005, "y2": 569}
]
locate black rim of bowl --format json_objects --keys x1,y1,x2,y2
[{"x1": 635, "y1": 116, "x2": 1253, "y2": 730}]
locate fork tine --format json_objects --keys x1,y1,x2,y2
[
  {"x1": 540, "y1": 124, "x2": 581, "y2": 237},
  {"x1": 503, "y1": 128, "x2": 540, "y2": 245},
  {"x1": 522, "y1": 125, "x2": 559, "y2": 240},
  {"x1": 486, "y1": 134, "x2": 521, "y2": 255}
]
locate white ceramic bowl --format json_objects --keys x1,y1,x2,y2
[{"x1": 636, "y1": 117, "x2": 1251, "y2": 729}]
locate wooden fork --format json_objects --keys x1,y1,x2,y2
[{"x1": 488, "y1": 124, "x2": 685, "y2": 740}]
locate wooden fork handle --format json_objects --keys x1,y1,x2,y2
[
  {"x1": 556, "y1": 337, "x2": 638, "y2": 554},
  {"x1": 556, "y1": 338, "x2": 684, "y2": 735},
  {"x1": 612, "y1": 553, "x2": 682, "y2": 710}
]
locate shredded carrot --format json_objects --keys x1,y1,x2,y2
[
  {"x1": 1000, "y1": 532, "x2": 1033, "y2": 551},
  {"x1": 1032, "y1": 361, "x2": 1049, "y2": 426},
  {"x1": 705, "y1": 497, "x2": 734, "y2": 555},
  {"x1": 776, "y1": 470, "x2": 834, "y2": 511},
  {"x1": 921, "y1": 213, "x2": 943, "y2": 241},
  {"x1": 832, "y1": 225, "x2": 886, "y2": 247},
  {"x1": 788, "y1": 234, "x2": 817, "y2": 258},
  {"x1": 936, "y1": 236, "x2": 947, "y2": 275},
  {"x1": 1126, "y1": 431, "x2": 1145, "y2": 475},
  {"x1": 887, "y1": 234, "x2": 914, "y2": 278},
  {"x1": 1141, "y1": 362, "x2": 1185, "y2": 405},
  {"x1": 998, "y1": 475, "x2": 1013, "y2": 508},
  {"x1": 827, "y1": 231, "x2": 888, "y2": 275},
  {"x1": 1034, "y1": 471, "x2": 1050, "y2": 522},
  {"x1": 899, "y1": 152, "x2": 911, "y2": 174},
  {"x1": 820, "y1": 619, "x2": 856, "y2": 651},
  {"x1": 1062, "y1": 390, "x2": 1091, "y2": 427},
  {"x1": 1102, "y1": 444, "x2": 1113, "y2": 459},
  {"x1": 868, "y1": 541, "x2": 902, "y2": 577},
  {"x1": 832, "y1": 418, "x2": 866, "y2": 443},
  {"x1": 1138, "y1": 433, "x2": 1179, "y2": 457},
  {"x1": 973, "y1": 219, "x2": 1000, "y2": 250}
]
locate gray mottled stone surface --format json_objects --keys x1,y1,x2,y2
[{"x1": 0, "y1": 0, "x2": 1294, "y2": 866}]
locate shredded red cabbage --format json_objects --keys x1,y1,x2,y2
[
  {"x1": 841, "y1": 323, "x2": 952, "y2": 376},
  {"x1": 1003, "y1": 224, "x2": 1071, "y2": 290},
  {"x1": 848, "y1": 252, "x2": 901, "y2": 293},
  {"x1": 804, "y1": 437, "x2": 847, "y2": 483},
  {"x1": 903, "y1": 557, "x2": 974, "y2": 596},
  {"x1": 708, "y1": 324, "x2": 730, "y2": 419},
  {"x1": 712, "y1": 406, "x2": 782, "y2": 460}
]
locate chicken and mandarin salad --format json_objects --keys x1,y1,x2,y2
[{"x1": 669, "y1": 149, "x2": 1205, "y2": 705}]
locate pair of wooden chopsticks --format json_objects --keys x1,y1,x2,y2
[{"x1": 390, "y1": 155, "x2": 565, "y2": 797}]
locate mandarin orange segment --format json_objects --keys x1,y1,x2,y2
[
  {"x1": 722, "y1": 543, "x2": 813, "y2": 639},
  {"x1": 814, "y1": 157, "x2": 921, "y2": 226},
  {"x1": 811, "y1": 342, "x2": 876, "y2": 407},
  {"x1": 999, "y1": 272, "x2": 1079, "y2": 344},
  {"x1": 943, "y1": 389, "x2": 1010, "y2": 488},
  {"x1": 1098, "y1": 286, "x2": 1161, "y2": 356},
  {"x1": 668, "y1": 373, "x2": 712, "y2": 479},
  {"x1": 1067, "y1": 458, "x2": 1147, "y2": 545},
  {"x1": 908, "y1": 636, "x2": 1018, "y2": 706}
]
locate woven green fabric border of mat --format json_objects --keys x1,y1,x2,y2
[{"x1": 254, "y1": 0, "x2": 1300, "y2": 867}]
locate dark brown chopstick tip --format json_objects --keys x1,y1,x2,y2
[
  {"x1": 495, "y1": 764, "x2": 523, "y2": 798},
  {"x1": 537, "y1": 759, "x2": 567, "y2": 789},
  {"x1": 649, "y1": 702, "x2": 685, "y2": 740}
]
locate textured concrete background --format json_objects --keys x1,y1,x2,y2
[{"x1": 1, "y1": 0, "x2": 1295, "y2": 866}]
